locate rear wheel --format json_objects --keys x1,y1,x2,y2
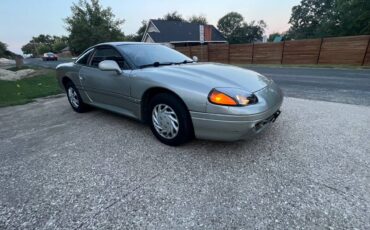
[
  {"x1": 149, "y1": 93, "x2": 193, "y2": 146},
  {"x1": 65, "y1": 81, "x2": 89, "y2": 113}
]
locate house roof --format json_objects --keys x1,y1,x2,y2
[
  {"x1": 61, "y1": 46, "x2": 70, "y2": 52},
  {"x1": 146, "y1": 20, "x2": 226, "y2": 43}
]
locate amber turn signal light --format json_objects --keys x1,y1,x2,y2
[{"x1": 209, "y1": 90, "x2": 237, "y2": 106}]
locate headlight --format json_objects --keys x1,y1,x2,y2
[{"x1": 208, "y1": 88, "x2": 258, "y2": 106}]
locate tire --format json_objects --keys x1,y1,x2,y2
[
  {"x1": 149, "y1": 93, "x2": 193, "y2": 146},
  {"x1": 65, "y1": 81, "x2": 89, "y2": 113}
]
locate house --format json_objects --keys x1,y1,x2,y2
[
  {"x1": 142, "y1": 20, "x2": 227, "y2": 47},
  {"x1": 58, "y1": 46, "x2": 72, "y2": 57}
]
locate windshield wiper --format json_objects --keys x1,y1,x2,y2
[
  {"x1": 139, "y1": 62, "x2": 174, "y2": 69},
  {"x1": 175, "y1": 60, "x2": 194, "y2": 65},
  {"x1": 139, "y1": 60, "x2": 194, "y2": 69}
]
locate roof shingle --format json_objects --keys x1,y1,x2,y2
[{"x1": 146, "y1": 20, "x2": 226, "y2": 43}]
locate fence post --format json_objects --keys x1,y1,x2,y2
[
  {"x1": 188, "y1": 45, "x2": 192, "y2": 58},
  {"x1": 207, "y1": 44, "x2": 209, "y2": 62},
  {"x1": 362, "y1": 36, "x2": 370, "y2": 66},
  {"x1": 227, "y1": 44, "x2": 230, "y2": 64},
  {"x1": 281, "y1": 41, "x2": 285, "y2": 64},
  {"x1": 316, "y1": 38, "x2": 324, "y2": 64},
  {"x1": 251, "y1": 43, "x2": 255, "y2": 64}
]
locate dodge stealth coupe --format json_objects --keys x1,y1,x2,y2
[{"x1": 56, "y1": 42, "x2": 283, "y2": 146}]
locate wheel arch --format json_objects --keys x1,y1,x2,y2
[
  {"x1": 62, "y1": 76, "x2": 73, "y2": 89},
  {"x1": 141, "y1": 87, "x2": 190, "y2": 124}
]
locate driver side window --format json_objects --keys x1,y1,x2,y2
[
  {"x1": 89, "y1": 47, "x2": 130, "y2": 70},
  {"x1": 76, "y1": 49, "x2": 93, "y2": 65}
]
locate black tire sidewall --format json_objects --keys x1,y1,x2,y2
[
  {"x1": 149, "y1": 93, "x2": 193, "y2": 146},
  {"x1": 65, "y1": 82, "x2": 88, "y2": 113}
]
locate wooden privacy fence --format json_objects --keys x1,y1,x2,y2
[{"x1": 175, "y1": 35, "x2": 370, "y2": 66}]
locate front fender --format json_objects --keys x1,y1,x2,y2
[{"x1": 130, "y1": 69, "x2": 210, "y2": 113}]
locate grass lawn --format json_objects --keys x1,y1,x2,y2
[
  {"x1": 0, "y1": 69, "x2": 63, "y2": 107},
  {"x1": 6, "y1": 65, "x2": 39, "y2": 71}
]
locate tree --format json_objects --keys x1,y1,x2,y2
[
  {"x1": 162, "y1": 11, "x2": 185, "y2": 21},
  {"x1": 287, "y1": 0, "x2": 370, "y2": 39},
  {"x1": 52, "y1": 36, "x2": 69, "y2": 53},
  {"x1": 21, "y1": 35, "x2": 68, "y2": 56},
  {"x1": 228, "y1": 21, "x2": 266, "y2": 44},
  {"x1": 21, "y1": 43, "x2": 37, "y2": 56},
  {"x1": 65, "y1": 0, "x2": 125, "y2": 54},
  {"x1": 188, "y1": 15, "x2": 208, "y2": 25},
  {"x1": 287, "y1": 0, "x2": 335, "y2": 39},
  {"x1": 217, "y1": 12, "x2": 244, "y2": 39},
  {"x1": 218, "y1": 12, "x2": 266, "y2": 44},
  {"x1": 0, "y1": 41, "x2": 17, "y2": 58},
  {"x1": 0, "y1": 41, "x2": 7, "y2": 58},
  {"x1": 334, "y1": 0, "x2": 370, "y2": 36},
  {"x1": 37, "y1": 44, "x2": 51, "y2": 55}
]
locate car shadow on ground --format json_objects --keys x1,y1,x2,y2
[{"x1": 90, "y1": 104, "x2": 281, "y2": 159}]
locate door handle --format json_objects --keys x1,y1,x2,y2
[{"x1": 79, "y1": 75, "x2": 85, "y2": 80}]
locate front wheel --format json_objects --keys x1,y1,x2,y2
[
  {"x1": 149, "y1": 93, "x2": 193, "y2": 146},
  {"x1": 65, "y1": 81, "x2": 89, "y2": 113}
]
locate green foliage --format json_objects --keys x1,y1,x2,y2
[
  {"x1": 217, "y1": 12, "x2": 266, "y2": 44},
  {"x1": 288, "y1": 0, "x2": 334, "y2": 39},
  {"x1": 0, "y1": 70, "x2": 62, "y2": 107},
  {"x1": 0, "y1": 41, "x2": 7, "y2": 58},
  {"x1": 188, "y1": 15, "x2": 208, "y2": 25},
  {"x1": 52, "y1": 41, "x2": 67, "y2": 53},
  {"x1": 52, "y1": 36, "x2": 69, "y2": 53},
  {"x1": 21, "y1": 35, "x2": 68, "y2": 56},
  {"x1": 217, "y1": 12, "x2": 244, "y2": 39},
  {"x1": 161, "y1": 11, "x2": 185, "y2": 21},
  {"x1": 334, "y1": 0, "x2": 370, "y2": 36},
  {"x1": 0, "y1": 41, "x2": 17, "y2": 58},
  {"x1": 287, "y1": 0, "x2": 370, "y2": 39},
  {"x1": 21, "y1": 43, "x2": 36, "y2": 56},
  {"x1": 36, "y1": 44, "x2": 51, "y2": 55},
  {"x1": 65, "y1": 0, "x2": 125, "y2": 54}
]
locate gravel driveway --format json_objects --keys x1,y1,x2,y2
[{"x1": 0, "y1": 96, "x2": 369, "y2": 229}]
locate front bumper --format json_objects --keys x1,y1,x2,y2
[{"x1": 190, "y1": 84, "x2": 283, "y2": 141}]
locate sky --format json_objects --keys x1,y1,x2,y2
[{"x1": 0, "y1": 0, "x2": 300, "y2": 54}]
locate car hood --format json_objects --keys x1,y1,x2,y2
[{"x1": 148, "y1": 63, "x2": 270, "y2": 93}]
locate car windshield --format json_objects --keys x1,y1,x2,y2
[{"x1": 118, "y1": 44, "x2": 193, "y2": 68}]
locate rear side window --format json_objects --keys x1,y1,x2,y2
[{"x1": 76, "y1": 49, "x2": 93, "y2": 65}]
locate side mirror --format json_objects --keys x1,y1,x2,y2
[
  {"x1": 192, "y1": 56, "x2": 199, "y2": 62},
  {"x1": 98, "y1": 60, "x2": 122, "y2": 74}
]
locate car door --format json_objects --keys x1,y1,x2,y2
[{"x1": 79, "y1": 46, "x2": 132, "y2": 109}]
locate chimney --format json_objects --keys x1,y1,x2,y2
[{"x1": 204, "y1": 25, "x2": 212, "y2": 41}]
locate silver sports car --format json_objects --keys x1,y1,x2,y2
[{"x1": 56, "y1": 42, "x2": 283, "y2": 146}]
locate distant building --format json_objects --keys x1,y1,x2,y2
[
  {"x1": 273, "y1": 36, "x2": 284, "y2": 42},
  {"x1": 142, "y1": 20, "x2": 227, "y2": 47},
  {"x1": 262, "y1": 35, "x2": 268, "y2": 43},
  {"x1": 59, "y1": 46, "x2": 72, "y2": 57}
]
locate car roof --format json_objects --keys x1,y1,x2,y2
[{"x1": 94, "y1": 42, "x2": 158, "y2": 47}]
